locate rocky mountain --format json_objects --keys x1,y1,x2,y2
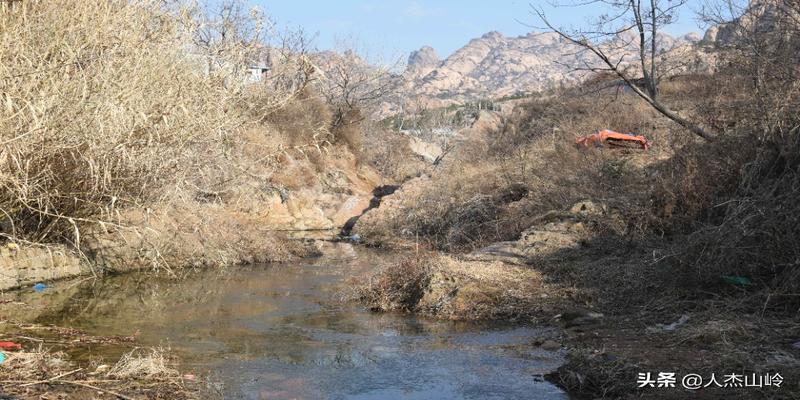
[
  {"x1": 398, "y1": 30, "x2": 708, "y2": 108},
  {"x1": 405, "y1": 46, "x2": 440, "y2": 78},
  {"x1": 702, "y1": 0, "x2": 798, "y2": 46}
]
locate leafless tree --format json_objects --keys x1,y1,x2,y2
[
  {"x1": 698, "y1": 0, "x2": 800, "y2": 137},
  {"x1": 314, "y1": 41, "x2": 400, "y2": 129},
  {"x1": 532, "y1": 0, "x2": 716, "y2": 140},
  {"x1": 182, "y1": 0, "x2": 266, "y2": 79}
]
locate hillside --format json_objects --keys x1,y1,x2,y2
[{"x1": 398, "y1": 30, "x2": 709, "y2": 108}]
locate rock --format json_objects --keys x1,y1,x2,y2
[
  {"x1": 465, "y1": 201, "x2": 602, "y2": 264},
  {"x1": 330, "y1": 195, "x2": 371, "y2": 227},
  {"x1": 681, "y1": 32, "x2": 702, "y2": 43},
  {"x1": 407, "y1": 136, "x2": 443, "y2": 163},
  {"x1": 405, "y1": 46, "x2": 440, "y2": 79},
  {"x1": 540, "y1": 340, "x2": 562, "y2": 351},
  {"x1": 0, "y1": 245, "x2": 89, "y2": 291},
  {"x1": 703, "y1": 2, "x2": 798, "y2": 47},
  {"x1": 396, "y1": 29, "x2": 712, "y2": 108},
  {"x1": 569, "y1": 200, "x2": 606, "y2": 216},
  {"x1": 647, "y1": 314, "x2": 690, "y2": 333},
  {"x1": 554, "y1": 310, "x2": 604, "y2": 328}
]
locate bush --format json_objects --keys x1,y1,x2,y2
[
  {"x1": 352, "y1": 255, "x2": 432, "y2": 312},
  {"x1": 0, "y1": 0, "x2": 320, "y2": 251},
  {"x1": 0, "y1": 1, "x2": 247, "y2": 244},
  {"x1": 667, "y1": 134, "x2": 800, "y2": 310}
]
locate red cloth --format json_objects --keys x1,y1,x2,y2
[{"x1": 0, "y1": 341, "x2": 22, "y2": 350}]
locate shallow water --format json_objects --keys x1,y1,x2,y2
[{"x1": 4, "y1": 243, "x2": 568, "y2": 399}]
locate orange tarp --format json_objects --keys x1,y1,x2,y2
[{"x1": 575, "y1": 129, "x2": 649, "y2": 150}]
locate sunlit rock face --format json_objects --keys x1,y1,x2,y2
[
  {"x1": 405, "y1": 45, "x2": 440, "y2": 79},
  {"x1": 400, "y1": 29, "x2": 709, "y2": 108}
]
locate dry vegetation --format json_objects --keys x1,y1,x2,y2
[
  {"x1": 351, "y1": 2, "x2": 800, "y2": 398},
  {"x1": 0, "y1": 0, "x2": 384, "y2": 274},
  {"x1": 1, "y1": 0, "x2": 798, "y2": 398},
  {"x1": 1, "y1": 0, "x2": 242, "y2": 245},
  {"x1": 0, "y1": 345, "x2": 204, "y2": 399},
  {"x1": 350, "y1": 253, "x2": 567, "y2": 320}
]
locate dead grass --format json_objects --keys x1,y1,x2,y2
[
  {"x1": 350, "y1": 254, "x2": 432, "y2": 312},
  {"x1": 351, "y1": 253, "x2": 565, "y2": 320},
  {"x1": 106, "y1": 347, "x2": 178, "y2": 379},
  {"x1": 361, "y1": 125, "x2": 429, "y2": 183},
  {"x1": 547, "y1": 347, "x2": 639, "y2": 399},
  {"x1": 0, "y1": 345, "x2": 203, "y2": 399},
  {"x1": 354, "y1": 91, "x2": 664, "y2": 252},
  {"x1": 83, "y1": 201, "x2": 316, "y2": 273},
  {"x1": 0, "y1": 1, "x2": 339, "y2": 272},
  {"x1": 0, "y1": 345, "x2": 71, "y2": 381},
  {"x1": 0, "y1": 0, "x2": 241, "y2": 245}
]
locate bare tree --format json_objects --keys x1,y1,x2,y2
[
  {"x1": 313, "y1": 40, "x2": 400, "y2": 129},
  {"x1": 182, "y1": 0, "x2": 266, "y2": 80},
  {"x1": 532, "y1": 0, "x2": 716, "y2": 141},
  {"x1": 698, "y1": 0, "x2": 800, "y2": 137}
]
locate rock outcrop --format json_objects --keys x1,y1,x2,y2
[
  {"x1": 701, "y1": 0, "x2": 798, "y2": 47},
  {"x1": 405, "y1": 45, "x2": 440, "y2": 79},
  {"x1": 464, "y1": 200, "x2": 610, "y2": 265},
  {"x1": 399, "y1": 30, "x2": 707, "y2": 107}
]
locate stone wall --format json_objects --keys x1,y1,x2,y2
[{"x1": 0, "y1": 245, "x2": 90, "y2": 291}]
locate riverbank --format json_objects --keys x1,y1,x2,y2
[
  {"x1": 0, "y1": 328, "x2": 205, "y2": 400},
  {"x1": 346, "y1": 77, "x2": 800, "y2": 398},
  {"x1": 0, "y1": 243, "x2": 569, "y2": 399},
  {"x1": 349, "y1": 184, "x2": 800, "y2": 399},
  {"x1": 350, "y1": 238, "x2": 800, "y2": 399}
]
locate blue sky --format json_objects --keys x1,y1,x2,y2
[{"x1": 252, "y1": 0, "x2": 705, "y2": 61}]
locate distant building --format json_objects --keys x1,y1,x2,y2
[{"x1": 247, "y1": 65, "x2": 270, "y2": 83}]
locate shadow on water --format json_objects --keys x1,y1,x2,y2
[{"x1": 2, "y1": 243, "x2": 569, "y2": 399}]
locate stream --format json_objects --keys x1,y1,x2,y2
[{"x1": 1, "y1": 242, "x2": 568, "y2": 399}]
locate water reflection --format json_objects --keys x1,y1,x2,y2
[{"x1": 1, "y1": 243, "x2": 568, "y2": 399}]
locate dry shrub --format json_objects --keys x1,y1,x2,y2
[
  {"x1": 330, "y1": 108, "x2": 365, "y2": 155},
  {"x1": 357, "y1": 90, "x2": 663, "y2": 251},
  {"x1": 268, "y1": 155, "x2": 321, "y2": 190},
  {"x1": 107, "y1": 347, "x2": 178, "y2": 379},
  {"x1": 0, "y1": 0, "x2": 244, "y2": 245},
  {"x1": 360, "y1": 126, "x2": 429, "y2": 182},
  {"x1": 352, "y1": 253, "x2": 561, "y2": 320},
  {"x1": 647, "y1": 3, "x2": 800, "y2": 307},
  {"x1": 647, "y1": 136, "x2": 755, "y2": 233},
  {"x1": 547, "y1": 348, "x2": 638, "y2": 399},
  {"x1": 664, "y1": 133, "x2": 800, "y2": 308},
  {"x1": 0, "y1": 0, "x2": 323, "y2": 256},
  {"x1": 0, "y1": 346, "x2": 71, "y2": 381},
  {"x1": 352, "y1": 255, "x2": 431, "y2": 312},
  {"x1": 261, "y1": 88, "x2": 333, "y2": 149}
]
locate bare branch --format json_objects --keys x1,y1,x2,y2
[{"x1": 530, "y1": 2, "x2": 716, "y2": 141}]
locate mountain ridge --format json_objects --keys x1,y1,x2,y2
[{"x1": 398, "y1": 29, "x2": 709, "y2": 108}]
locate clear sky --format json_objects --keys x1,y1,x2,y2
[{"x1": 252, "y1": 0, "x2": 706, "y2": 62}]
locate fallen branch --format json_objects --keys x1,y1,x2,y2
[
  {"x1": 20, "y1": 368, "x2": 82, "y2": 387},
  {"x1": 54, "y1": 379, "x2": 136, "y2": 400}
]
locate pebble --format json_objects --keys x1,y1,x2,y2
[{"x1": 540, "y1": 340, "x2": 561, "y2": 351}]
